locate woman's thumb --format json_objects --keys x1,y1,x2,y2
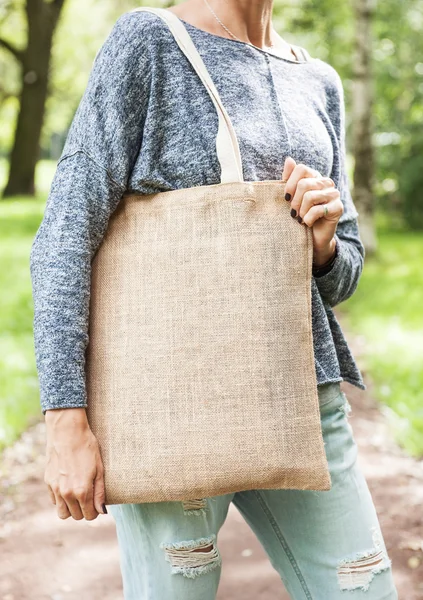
[
  {"x1": 93, "y1": 467, "x2": 107, "y2": 514},
  {"x1": 281, "y1": 156, "x2": 296, "y2": 182}
]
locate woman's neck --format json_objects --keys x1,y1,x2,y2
[{"x1": 169, "y1": 0, "x2": 275, "y2": 49}]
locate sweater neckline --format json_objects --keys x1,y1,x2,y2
[{"x1": 177, "y1": 17, "x2": 309, "y2": 64}]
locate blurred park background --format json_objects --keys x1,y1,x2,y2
[
  {"x1": 0, "y1": 0, "x2": 422, "y2": 597},
  {"x1": 1, "y1": 0, "x2": 422, "y2": 457}
]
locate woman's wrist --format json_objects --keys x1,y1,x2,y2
[
  {"x1": 313, "y1": 237, "x2": 337, "y2": 265},
  {"x1": 45, "y1": 407, "x2": 89, "y2": 430},
  {"x1": 312, "y1": 238, "x2": 338, "y2": 277}
]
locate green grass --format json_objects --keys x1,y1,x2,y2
[
  {"x1": 0, "y1": 160, "x2": 54, "y2": 450},
  {"x1": 339, "y1": 231, "x2": 423, "y2": 457},
  {"x1": 0, "y1": 196, "x2": 46, "y2": 449}
]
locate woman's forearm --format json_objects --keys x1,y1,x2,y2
[
  {"x1": 313, "y1": 220, "x2": 365, "y2": 307},
  {"x1": 30, "y1": 152, "x2": 124, "y2": 414}
]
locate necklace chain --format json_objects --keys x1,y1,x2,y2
[{"x1": 202, "y1": 0, "x2": 275, "y2": 49}]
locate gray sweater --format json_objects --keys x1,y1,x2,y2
[{"x1": 30, "y1": 10, "x2": 366, "y2": 415}]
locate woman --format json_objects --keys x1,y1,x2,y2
[{"x1": 30, "y1": 0, "x2": 398, "y2": 598}]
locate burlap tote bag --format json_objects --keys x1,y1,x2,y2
[{"x1": 85, "y1": 7, "x2": 331, "y2": 505}]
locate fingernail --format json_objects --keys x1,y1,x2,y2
[
  {"x1": 102, "y1": 503, "x2": 108, "y2": 514},
  {"x1": 290, "y1": 208, "x2": 297, "y2": 218},
  {"x1": 297, "y1": 215, "x2": 303, "y2": 224},
  {"x1": 285, "y1": 193, "x2": 291, "y2": 201}
]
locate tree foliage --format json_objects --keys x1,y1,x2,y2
[{"x1": 0, "y1": 0, "x2": 422, "y2": 224}]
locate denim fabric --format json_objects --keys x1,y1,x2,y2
[
  {"x1": 30, "y1": 10, "x2": 366, "y2": 414},
  {"x1": 109, "y1": 383, "x2": 398, "y2": 599}
]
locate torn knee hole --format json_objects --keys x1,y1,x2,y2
[
  {"x1": 338, "y1": 399, "x2": 352, "y2": 417},
  {"x1": 160, "y1": 534, "x2": 221, "y2": 579},
  {"x1": 182, "y1": 498, "x2": 208, "y2": 515},
  {"x1": 337, "y1": 547, "x2": 392, "y2": 592},
  {"x1": 192, "y1": 544, "x2": 214, "y2": 553}
]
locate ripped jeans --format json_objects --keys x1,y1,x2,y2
[{"x1": 108, "y1": 382, "x2": 398, "y2": 599}]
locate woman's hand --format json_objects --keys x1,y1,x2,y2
[
  {"x1": 281, "y1": 157, "x2": 344, "y2": 266},
  {"x1": 44, "y1": 408, "x2": 107, "y2": 520}
]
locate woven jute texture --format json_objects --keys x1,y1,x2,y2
[{"x1": 85, "y1": 179, "x2": 331, "y2": 505}]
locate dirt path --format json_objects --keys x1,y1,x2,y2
[{"x1": 1, "y1": 334, "x2": 423, "y2": 599}]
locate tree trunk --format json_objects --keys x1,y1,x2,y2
[
  {"x1": 3, "y1": 0, "x2": 65, "y2": 197},
  {"x1": 352, "y1": 0, "x2": 377, "y2": 255}
]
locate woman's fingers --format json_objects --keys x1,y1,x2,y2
[
  {"x1": 46, "y1": 481, "x2": 56, "y2": 505},
  {"x1": 290, "y1": 176, "x2": 333, "y2": 215},
  {"x1": 284, "y1": 163, "x2": 322, "y2": 205},
  {"x1": 60, "y1": 484, "x2": 85, "y2": 520},
  {"x1": 303, "y1": 198, "x2": 344, "y2": 228},
  {"x1": 50, "y1": 453, "x2": 105, "y2": 520},
  {"x1": 48, "y1": 476, "x2": 100, "y2": 520},
  {"x1": 74, "y1": 482, "x2": 99, "y2": 521},
  {"x1": 280, "y1": 159, "x2": 344, "y2": 252},
  {"x1": 93, "y1": 464, "x2": 106, "y2": 515},
  {"x1": 299, "y1": 187, "x2": 341, "y2": 222},
  {"x1": 56, "y1": 499, "x2": 71, "y2": 519},
  {"x1": 281, "y1": 156, "x2": 297, "y2": 184},
  {"x1": 52, "y1": 485, "x2": 72, "y2": 520},
  {"x1": 43, "y1": 409, "x2": 107, "y2": 521}
]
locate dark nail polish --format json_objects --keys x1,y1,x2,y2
[
  {"x1": 290, "y1": 208, "x2": 297, "y2": 218},
  {"x1": 102, "y1": 503, "x2": 108, "y2": 514},
  {"x1": 297, "y1": 215, "x2": 303, "y2": 224},
  {"x1": 285, "y1": 193, "x2": 291, "y2": 201}
]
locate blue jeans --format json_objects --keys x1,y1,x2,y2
[{"x1": 109, "y1": 382, "x2": 398, "y2": 599}]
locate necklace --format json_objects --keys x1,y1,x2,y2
[{"x1": 202, "y1": 0, "x2": 275, "y2": 50}]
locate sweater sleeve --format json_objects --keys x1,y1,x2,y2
[
  {"x1": 312, "y1": 65, "x2": 365, "y2": 308},
  {"x1": 30, "y1": 13, "x2": 152, "y2": 414}
]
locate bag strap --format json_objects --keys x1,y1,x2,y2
[
  {"x1": 293, "y1": 45, "x2": 313, "y2": 62},
  {"x1": 131, "y1": 7, "x2": 244, "y2": 184}
]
